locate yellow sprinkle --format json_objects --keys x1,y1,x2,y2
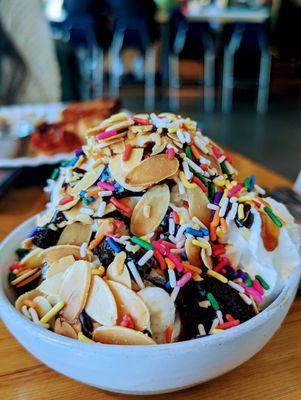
[
  {"x1": 207, "y1": 269, "x2": 228, "y2": 283},
  {"x1": 231, "y1": 180, "x2": 238, "y2": 187},
  {"x1": 225, "y1": 180, "x2": 233, "y2": 189},
  {"x1": 238, "y1": 204, "x2": 245, "y2": 220},
  {"x1": 168, "y1": 125, "x2": 178, "y2": 133},
  {"x1": 110, "y1": 111, "x2": 128, "y2": 121},
  {"x1": 218, "y1": 190, "x2": 228, "y2": 206},
  {"x1": 78, "y1": 332, "x2": 95, "y2": 343},
  {"x1": 159, "y1": 112, "x2": 177, "y2": 119},
  {"x1": 179, "y1": 213, "x2": 186, "y2": 225},
  {"x1": 140, "y1": 235, "x2": 150, "y2": 242},
  {"x1": 91, "y1": 266, "x2": 105, "y2": 276},
  {"x1": 179, "y1": 171, "x2": 197, "y2": 189},
  {"x1": 192, "y1": 239, "x2": 210, "y2": 249},
  {"x1": 143, "y1": 205, "x2": 151, "y2": 218},
  {"x1": 212, "y1": 329, "x2": 225, "y2": 334},
  {"x1": 238, "y1": 195, "x2": 253, "y2": 202},
  {"x1": 216, "y1": 226, "x2": 224, "y2": 238},
  {"x1": 213, "y1": 177, "x2": 226, "y2": 187},
  {"x1": 40, "y1": 301, "x2": 65, "y2": 324}
]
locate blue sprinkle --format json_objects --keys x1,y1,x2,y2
[
  {"x1": 85, "y1": 196, "x2": 94, "y2": 202},
  {"x1": 186, "y1": 227, "x2": 204, "y2": 237},
  {"x1": 181, "y1": 252, "x2": 188, "y2": 261},
  {"x1": 165, "y1": 281, "x2": 171, "y2": 290},
  {"x1": 65, "y1": 157, "x2": 78, "y2": 167},
  {"x1": 107, "y1": 237, "x2": 121, "y2": 253},
  {"x1": 80, "y1": 190, "x2": 87, "y2": 198},
  {"x1": 28, "y1": 227, "x2": 39, "y2": 238},
  {"x1": 248, "y1": 175, "x2": 255, "y2": 191},
  {"x1": 201, "y1": 228, "x2": 209, "y2": 236}
]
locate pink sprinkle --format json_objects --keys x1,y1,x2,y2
[
  {"x1": 161, "y1": 241, "x2": 177, "y2": 249},
  {"x1": 152, "y1": 241, "x2": 167, "y2": 256},
  {"x1": 241, "y1": 283, "x2": 263, "y2": 303},
  {"x1": 177, "y1": 272, "x2": 192, "y2": 287},
  {"x1": 165, "y1": 148, "x2": 175, "y2": 160},
  {"x1": 168, "y1": 253, "x2": 184, "y2": 272},
  {"x1": 9, "y1": 262, "x2": 20, "y2": 271},
  {"x1": 252, "y1": 279, "x2": 264, "y2": 295},
  {"x1": 211, "y1": 145, "x2": 222, "y2": 159},
  {"x1": 97, "y1": 181, "x2": 115, "y2": 191},
  {"x1": 213, "y1": 257, "x2": 229, "y2": 272},
  {"x1": 227, "y1": 184, "x2": 242, "y2": 198},
  {"x1": 96, "y1": 129, "x2": 118, "y2": 140}
]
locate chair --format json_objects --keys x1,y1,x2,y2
[
  {"x1": 222, "y1": 23, "x2": 272, "y2": 114},
  {"x1": 67, "y1": 16, "x2": 104, "y2": 99},
  {"x1": 168, "y1": 12, "x2": 216, "y2": 113},
  {"x1": 109, "y1": 19, "x2": 156, "y2": 109}
]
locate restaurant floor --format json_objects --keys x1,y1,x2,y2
[{"x1": 119, "y1": 60, "x2": 301, "y2": 183}]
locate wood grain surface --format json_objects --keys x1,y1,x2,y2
[{"x1": 0, "y1": 151, "x2": 300, "y2": 400}]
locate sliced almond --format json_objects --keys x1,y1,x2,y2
[
  {"x1": 151, "y1": 136, "x2": 168, "y2": 155},
  {"x1": 38, "y1": 271, "x2": 65, "y2": 297},
  {"x1": 58, "y1": 223, "x2": 92, "y2": 246},
  {"x1": 87, "y1": 113, "x2": 129, "y2": 134},
  {"x1": 185, "y1": 236, "x2": 202, "y2": 267},
  {"x1": 110, "y1": 141, "x2": 125, "y2": 154},
  {"x1": 36, "y1": 209, "x2": 56, "y2": 227},
  {"x1": 40, "y1": 245, "x2": 82, "y2": 264},
  {"x1": 70, "y1": 165, "x2": 104, "y2": 195},
  {"x1": 106, "y1": 252, "x2": 131, "y2": 289},
  {"x1": 201, "y1": 248, "x2": 213, "y2": 269},
  {"x1": 10, "y1": 268, "x2": 39, "y2": 286},
  {"x1": 125, "y1": 154, "x2": 179, "y2": 187},
  {"x1": 85, "y1": 275, "x2": 118, "y2": 325},
  {"x1": 93, "y1": 326, "x2": 155, "y2": 345},
  {"x1": 130, "y1": 184, "x2": 170, "y2": 236},
  {"x1": 107, "y1": 280, "x2": 150, "y2": 331},
  {"x1": 46, "y1": 255, "x2": 76, "y2": 278},
  {"x1": 59, "y1": 261, "x2": 91, "y2": 321},
  {"x1": 105, "y1": 119, "x2": 134, "y2": 132},
  {"x1": 19, "y1": 248, "x2": 43, "y2": 268},
  {"x1": 15, "y1": 289, "x2": 43, "y2": 312},
  {"x1": 15, "y1": 270, "x2": 41, "y2": 288},
  {"x1": 109, "y1": 151, "x2": 145, "y2": 192},
  {"x1": 34, "y1": 296, "x2": 52, "y2": 318},
  {"x1": 187, "y1": 186, "x2": 211, "y2": 227},
  {"x1": 54, "y1": 318, "x2": 78, "y2": 339}
]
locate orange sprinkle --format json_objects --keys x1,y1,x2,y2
[
  {"x1": 220, "y1": 218, "x2": 228, "y2": 234},
  {"x1": 210, "y1": 224, "x2": 217, "y2": 241},
  {"x1": 182, "y1": 262, "x2": 202, "y2": 274},
  {"x1": 154, "y1": 250, "x2": 167, "y2": 270},
  {"x1": 190, "y1": 144, "x2": 201, "y2": 160},
  {"x1": 75, "y1": 155, "x2": 85, "y2": 168},
  {"x1": 23, "y1": 299, "x2": 36, "y2": 308},
  {"x1": 89, "y1": 234, "x2": 104, "y2": 250},
  {"x1": 172, "y1": 210, "x2": 180, "y2": 225},
  {"x1": 211, "y1": 209, "x2": 220, "y2": 227},
  {"x1": 122, "y1": 144, "x2": 133, "y2": 161},
  {"x1": 85, "y1": 189, "x2": 100, "y2": 198},
  {"x1": 165, "y1": 325, "x2": 173, "y2": 344},
  {"x1": 59, "y1": 195, "x2": 74, "y2": 205},
  {"x1": 165, "y1": 257, "x2": 175, "y2": 270}
]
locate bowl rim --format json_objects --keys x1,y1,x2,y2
[{"x1": 0, "y1": 214, "x2": 300, "y2": 353}]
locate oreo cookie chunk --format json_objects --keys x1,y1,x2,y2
[
  {"x1": 32, "y1": 227, "x2": 62, "y2": 249},
  {"x1": 93, "y1": 238, "x2": 124, "y2": 268}
]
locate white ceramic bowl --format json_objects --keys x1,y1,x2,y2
[{"x1": 0, "y1": 216, "x2": 300, "y2": 395}]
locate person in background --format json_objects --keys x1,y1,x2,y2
[{"x1": 0, "y1": 0, "x2": 61, "y2": 105}]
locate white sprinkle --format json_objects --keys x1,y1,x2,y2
[
  {"x1": 168, "y1": 268, "x2": 177, "y2": 288},
  {"x1": 125, "y1": 243, "x2": 140, "y2": 253},
  {"x1": 209, "y1": 318, "x2": 219, "y2": 334},
  {"x1": 127, "y1": 261, "x2": 145, "y2": 289},
  {"x1": 218, "y1": 155, "x2": 226, "y2": 164},
  {"x1": 200, "y1": 157, "x2": 210, "y2": 165},
  {"x1": 137, "y1": 250, "x2": 154, "y2": 267},
  {"x1": 216, "y1": 310, "x2": 224, "y2": 325},
  {"x1": 175, "y1": 224, "x2": 188, "y2": 242},
  {"x1": 168, "y1": 235, "x2": 177, "y2": 244},
  {"x1": 170, "y1": 286, "x2": 180, "y2": 302},
  {"x1": 95, "y1": 201, "x2": 106, "y2": 217},
  {"x1": 239, "y1": 292, "x2": 253, "y2": 305},
  {"x1": 21, "y1": 305, "x2": 31, "y2": 319},
  {"x1": 198, "y1": 300, "x2": 211, "y2": 308},
  {"x1": 170, "y1": 247, "x2": 185, "y2": 254},
  {"x1": 168, "y1": 217, "x2": 175, "y2": 235},
  {"x1": 219, "y1": 197, "x2": 229, "y2": 217},
  {"x1": 80, "y1": 207, "x2": 94, "y2": 216},
  {"x1": 228, "y1": 202, "x2": 238, "y2": 220},
  {"x1": 254, "y1": 184, "x2": 266, "y2": 195},
  {"x1": 198, "y1": 323, "x2": 206, "y2": 336},
  {"x1": 192, "y1": 216, "x2": 204, "y2": 227},
  {"x1": 207, "y1": 203, "x2": 219, "y2": 211},
  {"x1": 230, "y1": 196, "x2": 237, "y2": 203},
  {"x1": 176, "y1": 129, "x2": 186, "y2": 144},
  {"x1": 184, "y1": 131, "x2": 191, "y2": 143},
  {"x1": 178, "y1": 180, "x2": 185, "y2": 195},
  {"x1": 194, "y1": 137, "x2": 209, "y2": 154},
  {"x1": 28, "y1": 307, "x2": 40, "y2": 323},
  {"x1": 228, "y1": 280, "x2": 245, "y2": 293},
  {"x1": 98, "y1": 190, "x2": 113, "y2": 197},
  {"x1": 80, "y1": 242, "x2": 87, "y2": 258},
  {"x1": 113, "y1": 235, "x2": 130, "y2": 244},
  {"x1": 185, "y1": 157, "x2": 203, "y2": 174},
  {"x1": 183, "y1": 160, "x2": 193, "y2": 180}
]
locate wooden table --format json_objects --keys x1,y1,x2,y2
[{"x1": 0, "y1": 152, "x2": 300, "y2": 400}]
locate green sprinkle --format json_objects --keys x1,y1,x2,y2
[
  {"x1": 196, "y1": 173, "x2": 209, "y2": 187},
  {"x1": 208, "y1": 182, "x2": 216, "y2": 203},
  {"x1": 207, "y1": 292, "x2": 219, "y2": 311},
  {"x1": 220, "y1": 161, "x2": 230, "y2": 176},
  {"x1": 263, "y1": 206, "x2": 283, "y2": 228},
  {"x1": 184, "y1": 146, "x2": 193, "y2": 160},
  {"x1": 61, "y1": 160, "x2": 69, "y2": 167},
  {"x1": 244, "y1": 177, "x2": 250, "y2": 190},
  {"x1": 8, "y1": 272, "x2": 16, "y2": 283},
  {"x1": 131, "y1": 236, "x2": 154, "y2": 251},
  {"x1": 50, "y1": 168, "x2": 59, "y2": 181},
  {"x1": 244, "y1": 274, "x2": 253, "y2": 287},
  {"x1": 82, "y1": 198, "x2": 89, "y2": 206},
  {"x1": 16, "y1": 248, "x2": 30, "y2": 260},
  {"x1": 255, "y1": 275, "x2": 270, "y2": 290}
]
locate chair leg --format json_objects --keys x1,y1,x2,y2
[
  {"x1": 204, "y1": 50, "x2": 215, "y2": 113},
  {"x1": 92, "y1": 46, "x2": 104, "y2": 98},
  {"x1": 169, "y1": 54, "x2": 180, "y2": 111},
  {"x1": 145, "y1": 45, "x2": 156, "y2": 110},
  {"x1": 222, "y1": 27, "x2": 244, "y2": 113},
  {"x1": 257, "y1": 48, "x2": 271, "y2": 114}
]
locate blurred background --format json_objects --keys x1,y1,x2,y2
[{"x1": 0, "y1": 0, "x2": 300, "y2": 185}]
